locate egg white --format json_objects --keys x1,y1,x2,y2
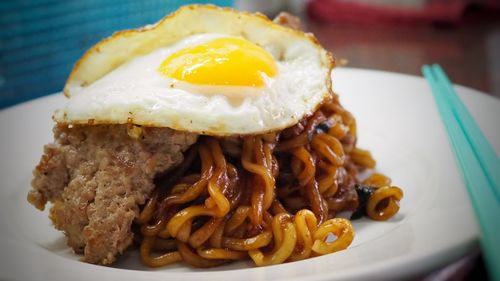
[
  {"x1": 55, "y1": 32, "x2": 329, "y2": 135},
  {"x1": 55, "y1": 6, "x2": 333, "y2": 135}
]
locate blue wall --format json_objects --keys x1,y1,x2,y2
[{"x1": 0, "y1": 0, "x2": 233, "y2": 109}]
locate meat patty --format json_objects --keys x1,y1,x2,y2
[{"x1": 28, "y1": 124, "x2": 197, "y2": 264}]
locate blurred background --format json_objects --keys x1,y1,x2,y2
[{"x1": 0, "y1": 0, "x2": 499, "y2": 110}]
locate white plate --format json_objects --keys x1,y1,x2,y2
[{"x1": 1, "y1": 68, "x2": 498, "y2": 281}]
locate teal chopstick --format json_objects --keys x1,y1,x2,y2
[
  {"x1": 432, "y1": 65, "x2": 500, "y2": 200},
  {"x1": 422, "y1": 64, "x2": 500, "y2": 281}
]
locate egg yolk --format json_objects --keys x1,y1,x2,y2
[{"x1": 159, "y1": 37, "x2": 277, "y2": 87}]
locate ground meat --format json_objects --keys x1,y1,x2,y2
[{"x1": 28, "y1": 124, "x2": 197, "y2": 264}]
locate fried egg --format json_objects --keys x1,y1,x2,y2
[{"x1": 54, "y1": 5, "x2": 334, "y2": 135}]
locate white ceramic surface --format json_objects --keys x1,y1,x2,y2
[{"x1": 1, "y1": 68, "x2": 499, "y2": 281}]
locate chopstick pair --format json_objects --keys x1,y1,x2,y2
[{"x1": 422, "y1": 64, "x2": 500, "y2": 281}]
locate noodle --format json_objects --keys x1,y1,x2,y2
[
  {"x1": 136, "y1": 98, "x2": 404, "y2": 268},
  {"x1": 311, "y1": 218, "x2": 354, "y2": 255},
  {"x1": 248, "y1": 213, "x2": 297, "y2": 266},
  {"x1": 140, "y1": 236, "x2": 182, "y2": 267},
  {"x1": 289, "y1": 209, "x2": 317, "y2": 261},
  {"x1": 197, "y1": 247, "x2": 248, "y2": 260},
  {"x1": 189, "y1": 218, "x2": 223, "y2": 248},
  {"x1": 222, "y1": 230, "x2": 273, "y2": 251},
  {"x1": 366, "y1": 186, "x2": 403, "y2": 221}
]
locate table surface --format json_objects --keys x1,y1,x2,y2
[{"x1": 303, "y1": 7, "x2": 500, "y2": 98}]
